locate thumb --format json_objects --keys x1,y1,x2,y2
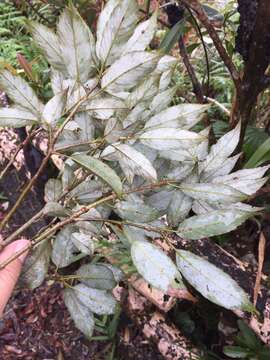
[{"x1": 0, "y1": 239, "x2": 30, "y2": 317}]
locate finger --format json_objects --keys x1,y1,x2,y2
[{"x1": 0, "y1": 239, "x2": 30, "y2": 317}]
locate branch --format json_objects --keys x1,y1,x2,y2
[
  {"x1": 178, "y1": 36, "x2": 204, "y2": 103},
  {"x1": 180, "y1": 0, "x2": 241, "y2": 93}
]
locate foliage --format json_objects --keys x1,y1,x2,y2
[
  {"x1": 223, "y1": 320, "x2": 270, "y2": 359},
  {"x1": 0, "y1": 0, "x2": 269, "y2": 341}
]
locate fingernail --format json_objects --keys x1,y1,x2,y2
[{"x1": 14, "y1": 239, "x2": 30, "y2": 264}]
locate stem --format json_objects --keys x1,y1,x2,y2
[
  {"x1": 0, "y1": 152, "x2": 52, "y2": 232},
  {"x1": 0, "y1": 209, "x2": 44, "y2": 250},
  {"x1": 180, "y1": 0, "x2": 241, "y2": 93},
  {"x1": 0, "y1": 179, "x2": 180, "y2": 270}
]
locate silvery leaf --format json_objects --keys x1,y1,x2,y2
[
  {"x1": 176, "y1": 250, "x2": 251, "y2": 311},
  {"x1": 131, "y1": 241, "x2": 184, "y2": 292},
  {"x1": 0, "y1": 108, "x2": 38, "y2": 128},
  {"x1": 57, "y1": 5, "x2": 97, "y2": 82},
  {"x1": 63, "y1": 288, "x2": 94, "y2": 338},
  {"x1": 76, "y1": 263, "x2": 116, "y2": 290},
  {"x1": 74, "y1": 283, "x2": 116, "y2": 315},
  {"x1": 167, "y1": 191, "x2": 193, "y2": 227}
]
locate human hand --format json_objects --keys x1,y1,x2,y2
[{"x1": 0, "y1": 239, "x2": 30, "y2": 316}]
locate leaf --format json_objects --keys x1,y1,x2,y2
[
  {"x1": 43, "y1": 202, "x2": 70, "y2": 217},
  {"x1": 179, "y1": 183, "x2": 248, "y2": 204},
  {"x1": 102, "y1": 143, "x2": 157, "y2": 183},
  {"x1": 0, "y1": 108, "x2": 38, "y2": 128},
  {"x1": 44, "y1": 179, "x2": 63, "y2": 202},
  {"x1": 63, "y1": 288, "x2": 94, "y2": 339},
  {"x1": 156, "y1": 55, "x2": 178, "y2": 73},
  {"x1": 50, "y1": 69, "x2": 65, "y2": 95},
  {"x1": 96, "y1": 0, "x2": 139, "y2": 65},
  {"x1": 223, "y1": 346, "x2": 249, "y2": 358},
  {"x1": 245, "y1": 137, "x2": 270, "y2": 168},
  {"x1": 200, "y1": 153, "x2": 241, "y2": 181},
  {"x1": 76, "y1": 263, "x2": 116, "y2": 290},
  {"x1": 52, "y1": 225, "x2": 78, "y2": 268},
  {"x1": 74, "y1": 112, "x2": 95, "y2": 142},
  {"x1": 71, "y1": 232, "x2": 95, "y2": 255},
  {"x1": 29, "y1": 21, "x2": 66, "y2": 73},
  {"x1": 177, "y1": 209, "x2": 257, "y2": 240},
  {"x1": 176, "y1": 250, "x2": 251, "y2": 310},
  {"x1": 102, "y1": 264, "x2": 124, "y2": 282},
  {"x1": 69, "y1": 180, "x2": 103, "y2": 204},
  {"x1": 160, "y1": 20, "x2": 185, "y2": 53},
  {"x1": 115, "y1": 198, "x2": 159, "y2": 223},
  {"x1": 85, "y1": 96, "x2": 126, "y2": 120},
  {"x1": 123, "y1": 10, "x2": 157, "y2": 54},
  {"x1": 131, "y1": 241, "x2": 184, "y2": 292},
  {"x1": 0, "y1": 70, "x2": 43, "y2": 116},
  {"x1": 21, "y1": 241, "x2": 51, "y2": 290},
  {"x1": 42, "y1": 91, "x2": 67, "y2": 127},
  {"x1": 139, "y1": 127, "x2": 205, "y2": 150},
  {"x1": 57, "y1": 5, "x2": 97, "y2": 82},
  {"x1": 101, "y1": 51, "x2": 160, "y2": 94},
  {"x1": 145, "y1": 104, "x2": 209, "y2": 130},
  {"x1": 201, "y1": 123, "x2": 240, "y2": 175},
  {"x1": 74, "y1": 283, "x2": 116, "y2": 315},
  {"x1": 212, "y1": 165, "x2": 270, "y2": 195},
  {"x1": 202, "y1": 4, "x2": 224, "y2": 22},
  {"x1": 71, "y1": 154, "x2": 122, "y2": 196},
  {"x1": 167, "y1": 191, "x2": 193, "y2": 228},
  {"x1": 237, "y1": 320, "x2": 261, "y2": 350},
  {"x1": 149, "y1": 86, "x2": 177, "y2": 115},
  {"x1": 126, "y1": 75, "x2": 159, "y2": 108}
]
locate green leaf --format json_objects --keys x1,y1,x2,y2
[
  {"x1": 223, "y1": 346, "x2": 249, "y2": 358},
  {"x1": 179, "y1": 183, "x2": 248, "y2": 204},
  {"x1": 57, "y1": 5, "x2": 97, "y2": 82},
  {"x1": 177, "y1": 209, "x2": 257, "y2": 240},
  {"x1": 101, "y1": 51, "x2": 160, "y2": 94},
  {"x1": 51, "y1": 225, "x2": 78, "y2": 268},
  {"x1": 202, "y1": 5, "x2": 224, "y2": 22},
  {"x1": 21, "y1": 241, "x2": 51, "y2": 290},
  {"x1": 76, "y1": 263, "x2": 116, "y2": 290},
  {"x1": 101, "y1": 143, "x2": 157, "y2": 183},
  {"x1": 74, "y1": 283, "x2": 117, "y2": 315},
  {"x1": 71, "y1": 154, "x2": 122, "y2": 197},
  {"x1": 63, "y1": 288, "x2": 94, "y2": 339},
  {"x1": 176, "y1": 250, "x2": 251, "y2": 311},
  {"x1": 237, "y1": 320, "x2": 261, "y2": 350},
  {"x1": 131, "y1": 241, "x2": 184, "y2": 292},
  {"x1": 245, "y1": 137, "x2": 270, "y2": 168},
  {"x1": 29, "y1": 21, "x2": 66, "y2": 73},
  {"x1": 139, "y1": 127, "x2": 205, "y2": 150},
  {"x1": 44, "y1": 179, "x2": 63, "y2": 202},
  {"x1": 0, "y1": 108, "x2": 38, "y2": 128},
  {"x1": 96, "y1": 0, "x2": 139, "y2": 65},
  {"x1": 0, "y1": 70, "x2": 43, "y2": 116},
  {"x1": 160, "y1": 20, "x2": 185, "y2": 53}
]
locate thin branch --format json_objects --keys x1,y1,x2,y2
[
  {"x1": 180, "y1": 0, "x2": 241, "y2": 93},
  {"x1": 178, "y1": 36, "x2": 204, "y2": 103}
]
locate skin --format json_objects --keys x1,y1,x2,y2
[{"x1": 0, "y1": 239, "x2": 30, "y2": 317}]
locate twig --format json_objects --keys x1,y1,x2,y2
[
  {"x1": 0, "y1": 179, "x2": 180, "y2": 270},
  {"x1": 185, "y1": 5, "x2": 210, "y2": 95},
  {"x1": 253, "y1": 232, "x2": 266, "y2": 306},
  {"x1": 178, "y1": 36, "x2": 204, "y2": 103},
  {"x1": 0, "y1": 128, "x2": 38, "y2": 180},
  {"x1": 203, "y1": 96, "x2": 230, "y2": 116},
  {"x1": 146, "y1": 0, "x2": 151, "y2": 18},
  {"x1": 180, "y1": 0, "x2": 241, "y2": 93}
]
